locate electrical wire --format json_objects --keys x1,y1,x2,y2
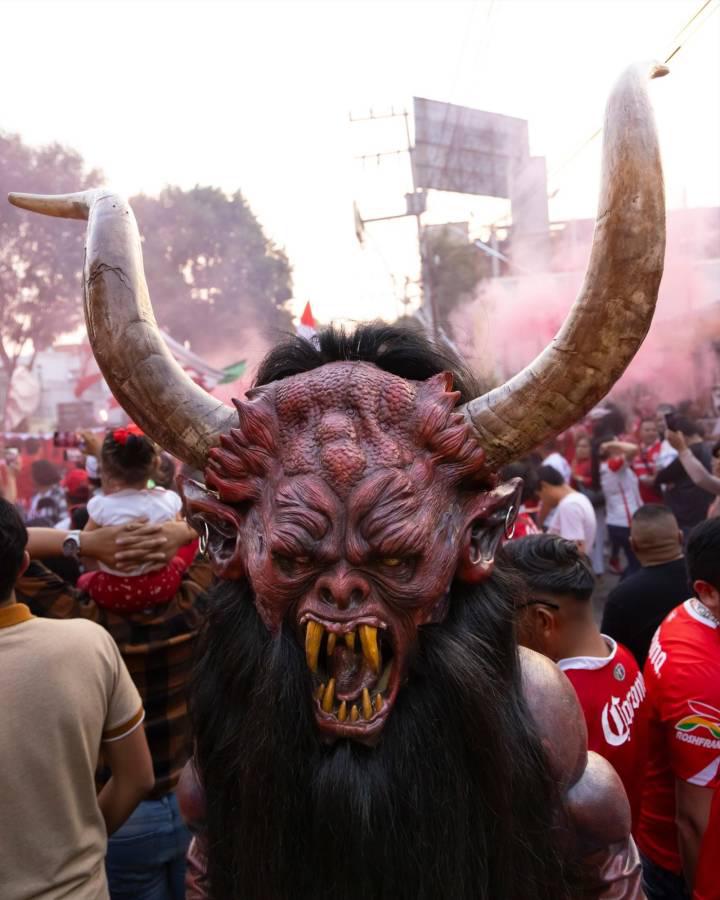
[
  {"x1": 432, "y1": 0, "x2": 498, "y2": 189},
  {"x1": 485, "y1": 0, "x2": 719, "y2": 230}
]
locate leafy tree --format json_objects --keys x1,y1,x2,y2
[
  {"x1": 0, "y1": 134, "x2": 294, "y2": 427},
  {"x1": 0, "y1": 132, "x2": 102, "y2": 425},
  {"x1": 131, "y1": 186, "x2": 293, "y2": 355},
  {"x1": 423, "y1": 226, "x2": 490, "y2": 339}
]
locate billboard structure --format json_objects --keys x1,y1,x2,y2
[
  {"x1": 412, "y1": 97, "x2": 549, "y2": 268},
  {"x1": 413, "y1": 98, "x2": 530, "y2": 198}
]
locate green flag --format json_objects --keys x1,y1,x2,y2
[{"x1": 218, "y1": 361, "x2": 247, "y2": 385}]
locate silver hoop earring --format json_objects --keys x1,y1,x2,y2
[
  {"x1": 198, "y1": 521, "x2": 210, "y2": 558},
  {"x1": 504, "y1": 505, "x2": 517, "y2": 541}
]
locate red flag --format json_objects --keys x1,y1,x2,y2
[{"x1": 297, "y1": 302, "x2": 317, "y2": 340}]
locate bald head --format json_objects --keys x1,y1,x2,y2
[{"x1": 630, "y1": 504, "x2": 683, "y2": 565}]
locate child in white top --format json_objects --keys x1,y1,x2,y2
[{"x1": 78, "y1": 425, "x2": 192, "y2": 611}]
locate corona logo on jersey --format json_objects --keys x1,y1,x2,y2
[
  {"x1": 647, "y1": 630, "x2": 668, "y2": 677},
  {"x1": 601, "y1": 670, "x2": 647, "y2": 747},
  {"x1": 675, "y1": 701, "x2": 720, "y2": 747}
]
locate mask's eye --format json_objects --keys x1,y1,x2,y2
[
  {"x1": 377, "y1": 556, "x2": 417, "y2": 578},
  {"x1": 273, "y1": 553, "x2": 312, "y2": 576}
]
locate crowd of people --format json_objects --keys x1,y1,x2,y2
[
  {"x1": 1, "y1": 427, "x2": 206, "y2": 899},
  {"x1": 499, "y1": 398, "x2": 720, "y2": 899},
  {"x1": 1, "y1": 393, "x2": 720, "y2": 899}
]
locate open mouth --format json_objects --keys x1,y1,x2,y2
[{"x1": 299, "y1": 614, "x2": 399, "y2": 741}]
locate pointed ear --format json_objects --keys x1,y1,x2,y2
[
  {"x1": 456, "y1": 478, "x2": 523, "y2": 583},
  {"x1": 179, "y1": 476, "x2": 247, "y2": 580}
]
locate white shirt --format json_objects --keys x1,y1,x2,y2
[
  {"x1": 655, "y1": 439, "x2": 678, "y2": 473},
  {"x1": 600, "y1": 461, "x2": 642, "y2": 527},
  {"x1": 548, "y1": 490, "x2": 597, "y2": 550},
  {"x1": 87, "y1": 488, "x2": 182, "y2": 576},
  {"x1": 542, "y1": 451, "x2": 572, "y2": 484}
]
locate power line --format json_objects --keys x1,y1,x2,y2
[
  {"x1": 485, "y1": 0, "x2": 719, "y2": 230},
  {"x1": 435, "y1": 0, "x2": 498, "y2": 188},
  {"x1": 548, "y1": 0, "x2": 718, "y2": 186},
  {"x1": 667, "y1": 0, "x2": 716, "y2": 47}
]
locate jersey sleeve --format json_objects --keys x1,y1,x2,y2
[
  {"x1": 658, "y1": 663, "x2": 720, "y2": 788},
  {"x1": 99, "y1": 631, "x2": 144, "y2": 742}
]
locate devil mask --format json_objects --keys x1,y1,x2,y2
[{"x1": 182, "y1": 360, "x2": 519, "y2": 741}]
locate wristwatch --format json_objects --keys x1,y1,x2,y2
[{"x1": 62, "y1": 530, "x2": 82, "y2": 558}]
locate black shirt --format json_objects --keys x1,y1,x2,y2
[
  {"x1": 654, "y1": 443, "x2": 714, "y2": 531},
  {"x1": 600, "y1": 557, "x2": 689, "y2": 667}
]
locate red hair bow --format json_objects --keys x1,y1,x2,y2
[{"x1": 113, "y1": 424, "x2": 144, "y2": 445}]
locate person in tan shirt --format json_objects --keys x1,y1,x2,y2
[{"x1": 0, "y1": 499, "x2": 154, "y2": 900}]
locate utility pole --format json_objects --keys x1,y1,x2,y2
[{"x1": 350, "y1": 107, "x2": 438, "y2": 339}]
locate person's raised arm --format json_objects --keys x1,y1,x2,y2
[
  {"x1": 666, "y1": 429, "x2": 720, "y2": 495},
  {"x1": 600, "y1": 440, "x2": 639, "y2": 461},
  {"x1": 1, "y1": 463, "x2": 18, "y2": 503}
]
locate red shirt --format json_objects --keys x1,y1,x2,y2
[
  {"x1": 632, "y1": 440, "x2": 663, "y2": 504},
  {"x1": 638, "y1": 601, "x2": 720, "y2": 874},
  {"x1": 695, "y1": 787, "x2": 720, "y2": 899},
  {"x1": 571, "y1": 458, "x2": 592, "y2": 490},
  {"x1": 559, "y1": 638, "x2": 649, "y2": 830},
  {"x1": 510, "y1": 510, "x2": 540, "y2": 540}
]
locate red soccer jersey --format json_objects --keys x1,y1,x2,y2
[
  {"x1": 559, "y1": 638, "x2": 649, "y2": 830},
  {"x1": 632, "y1": 440, "x2": 663, "y2": 504},
  {"x1": 695, "y1": 787, "x2": 720, "y2": 900},
  {"x1": 638, "y1": 601, "x2": 720, "y2": 875}
]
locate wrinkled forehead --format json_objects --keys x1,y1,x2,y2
[
  {"x1": 272, "y1": 362, "x2": 420, "y2": 486},
  {"x1": 206, "y1": 361, "x2": 491, "y2": 505},
  {"x1": 275, "y1": 361, "x2": 416, "y2": 425}
]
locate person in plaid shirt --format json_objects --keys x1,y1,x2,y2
[{"x1": 17, "y1": 521, "x2": 212, "y2": 900}]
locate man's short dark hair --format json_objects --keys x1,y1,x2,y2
[
  {"x1": 686, "y1": 518, "x2": 720, "y2": 589},
  {"x1": 0, "y1": 499, "x2": 28, "y2": 602},
  {"x1": 501, "y1": 460, "x2": 538, "y2": 504},
  {"x1": 536, "y1": 464, "x2": 565, "y2": 487},
  {"x1": 632, "y1": 504, "x2": 677, "y2": 526},
  {"x1": 502, "y1": 534, "x2": 595, "y2": 602}
]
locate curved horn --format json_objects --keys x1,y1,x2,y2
[
  {"x1": 462, "y1": 61, "x2": 668, "y2": 469},
  {"x1": 7, "y1": 189, "x2": 236, "y2": 469}
]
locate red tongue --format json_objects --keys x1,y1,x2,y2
[{"x1": 331, "y1": 646, "x2": 377, "y2": 701}]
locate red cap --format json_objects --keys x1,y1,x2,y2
[{"x1": 63, "y1": 468, "x2": 90, "y2": 494}]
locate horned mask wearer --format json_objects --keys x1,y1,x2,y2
[{"x1": 9, "y1": 62, "x2": 667, "y2": 745}]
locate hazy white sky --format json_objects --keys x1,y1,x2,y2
[{"x1": 1, "y1": 0, "x2": 718, "y2": 325}]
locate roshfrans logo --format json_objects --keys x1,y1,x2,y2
[
  {"x1": 601, "y1": 670, "x2": 646, "y2": 747},
  {"x1": 676, "y1": 701, "x2": 720, "y2": 741}
]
